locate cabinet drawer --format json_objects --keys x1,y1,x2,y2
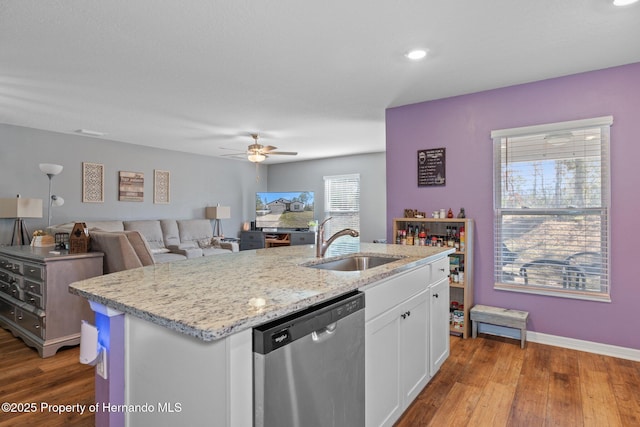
[
  {"x1": 364, "y1": 266, "x2": 428, "y2": 321},
  {"x1": 0, "y1": 272, "x2": 23, "y2": 289},
  {"x1": 7, "y1": 283, "x2": 23, "y2": 301},
  {"x1": 0, "y1": 297, "x2": 15, "y2": 321},
  {"x1": 431, "y1": 256, "x2": 450, "y2": 283},
  {"x1": 0, "y1": 258, "x2": 22, "y2": 274},
  {"x1": 15, "y1": 309, "x2": 45, "y2": 339},
  {"x1": 25, "y1": 292, "x2": 43, "y2": 310},
  {"x1": 290, "y1": 233, "x2": 314, "y2": 245},
  {"x1": 24, "y1": 280, "x2": 43, "y2": 296},
  {"x1": 23, "y1": 263, "x2": 44, "y2": 281}
]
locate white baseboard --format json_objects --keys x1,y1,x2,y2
[{"x1": 526, "y1": 331, "x2": 640, "y2": 362}]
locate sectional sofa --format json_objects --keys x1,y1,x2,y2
[{"x1": 51, "y1": 219, "x2": 238, "y2": 273}]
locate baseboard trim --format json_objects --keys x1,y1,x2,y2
[{"x1": 526, "y1": 331, "x2": 640, "y2": 362}]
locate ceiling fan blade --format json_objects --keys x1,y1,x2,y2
[
  {"x1": 268, "y1": 151, "x2": 298, "y2": 156},
  {"x1": 261, "y1": 145, "x2": 278, "y2": 152}
]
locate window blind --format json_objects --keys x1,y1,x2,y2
[
  {"x1": 323, "y1": 174, "x2": 360, "y2": 252},
  {"x1": 492, "y1": 116, "x2": 611, "y2": 301}
]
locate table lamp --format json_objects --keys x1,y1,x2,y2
[
  {"x1": 206, "y1": 205, "x2": 231, "y2": 238},
  {"x1": 0, "y1": 196, "x2": 43, "y2": 245}
]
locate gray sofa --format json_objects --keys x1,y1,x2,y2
[{"x1": 51, "y1": 219, "x2": 238, "y2": 267}]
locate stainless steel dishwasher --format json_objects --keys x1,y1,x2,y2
[{"x1": 253, "y1": 290, "x2": 365, "y2": 427}]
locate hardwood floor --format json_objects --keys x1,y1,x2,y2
[
  {"x1": 1, "y1": 327, "x2": 638, "y2": 426},
  {"x1": 0, "y1": 328, "x2": 94, "y2": 426},
  {"x1": 396, "y1": 334, "x2": 640, "y2": 427}
]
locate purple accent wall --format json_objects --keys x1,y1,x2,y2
[{"x1": 386, "y1": 62, "x2": 640, "y2": 350}]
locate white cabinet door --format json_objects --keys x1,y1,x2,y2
[
  {"x1": 365, "y1": 289, "x2": 430, "y2": 427},
  {"x1": 366, "y1": 302, "x2": 403, "y2": 427},
  {"x1": 429, "y1": 277, "x2": 450, "y2": 376},
  {"x1": 399, "y1": 289, "x2": 430, "y2": 405}
]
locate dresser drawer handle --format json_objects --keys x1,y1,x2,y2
[
  {"x1": 17, "y1": 315, "x2": 23, "y2": 320},
  {"x1": 34, "y1": 324, "x2": 40, "y2": 329}
]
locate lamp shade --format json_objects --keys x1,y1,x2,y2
[
  {"x1": 39, "y1": 163, "x2": 63, "y2": 176},
  {"x1": 206, "y1": 206, "x2": 231, "y2": 220},
  {"x1": 0, "y1": 198, "x2": 43, "y2": 218}
]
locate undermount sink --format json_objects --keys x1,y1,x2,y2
[{"x1": 305, "y1": 255, "x2": 401, "y2": 272}]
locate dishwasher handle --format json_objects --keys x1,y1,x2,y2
[{"x1": 311, "y1": 322, "x2": 337, "y2": 342}]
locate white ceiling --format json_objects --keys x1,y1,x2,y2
[{"x1": 2, "y1": 0, "x2": 640, "y2": 164}]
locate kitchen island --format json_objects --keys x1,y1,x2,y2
[{"x1": 69, "y1": 243, "x2": 453, "y2": 427}]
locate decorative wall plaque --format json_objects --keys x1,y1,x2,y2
[
  {"x1": 154, "y1": 169, "x2": 170, "y2": 204},
  {"x1": 418, "y1": 148, "x2": 446, "y2": 186},
  {"x1": 119, "y1": 171, "x2": 144, "y2": 202},
  {"x1": 82, "y1": 162, "x2": 105, "y2": 203}
]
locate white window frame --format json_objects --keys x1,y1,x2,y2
[
  {"x1": 323, "y1": 173, "x2": 360, "y2": 252},
  {"x1": 492, "y1": 116, "x2": 611, "y2": 302}
]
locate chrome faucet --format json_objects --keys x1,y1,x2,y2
[{"x1": 316, "y1": 217, "x2": 360, "y2": 257}]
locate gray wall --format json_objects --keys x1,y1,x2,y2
[
  {"x1": 267, "y1": 153, "x2": 387, "y2": 242},
  {"x1": 1, "y1": 124, "x2": 386, "y2": 244},
  {"x1": 0, "y1": 124, "x2": 266, "y2": 243}
]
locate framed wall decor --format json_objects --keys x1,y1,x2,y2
[
  {"x1": 118, "y1": 171, "x2": 144, "y2": 202},
  {"x1": 417, "y1": 147, "x2": 446, "y2": 186},
  {"x1": 82, "y1": 162, "x2": 105, "y2": 203},
  {"x1": 154, "y1": 169, "x2": 170, "y2": 204}
]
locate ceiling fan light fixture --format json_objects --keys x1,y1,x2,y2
[
  {"x1": 248, "y1": 153, "x2": 266, "y2": 163},
  {"x1": 405, "y1": 49, "x2": 428, "y2": 61}
]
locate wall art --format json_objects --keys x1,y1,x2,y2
[
  {"x1": 418, "y1": 147, "x2": 446, "y2": 186},
  {"x1": 154, "y1": 169, "x2": 170, "y2": 204},
  {"x1": 119, "y1": 171, "x2": 144, "y2": 202},
  {"x1": 82, "y1": 162, "x2": 105, "y2": 203}
]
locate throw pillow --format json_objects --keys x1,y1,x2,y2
[{"x1": 197, "y1": 238, "x2": 212, "y2": 249}]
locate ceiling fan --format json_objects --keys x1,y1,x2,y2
[{"x1": 245, "y1": 133, "x2": 298, "y2": 163}]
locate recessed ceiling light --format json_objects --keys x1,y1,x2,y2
[
  {"x1": 613, "y1": 0, "x2": 638, "y2": 6},
  {"x1": 75, "y1": 129, "x2": 107, "y2": 137},
  {"x1": 405, "y1": 49, "x2": 428, "y2": 61}
]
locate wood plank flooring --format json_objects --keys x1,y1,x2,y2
[
  {"x1": 0, "y1": 328, "x2": 94, "y2": 426},
  {"x1": 1, "y1": 327, "x2": 638, "y2": 426},
  {"x1": 397, "y1": 334, "x2": 640, "y2": 427}
]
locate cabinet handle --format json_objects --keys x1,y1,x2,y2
[
  {"x1": 433, "y1": 293, "x2": 439, "y2": 298},
  {"x1": 17, "y1": 315, "x2": 23, "y2": 320},
  {"x1": 401, "y1": 313, "x2": 406, "y2": 319},
  {"x1": 34, "y1": 324, "x2": 40, "y2": 329},
  {"x1": 439, "y1": 268, "x2": 446, "y2": 272}
]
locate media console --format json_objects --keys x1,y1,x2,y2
[{"x1": 239, "y1": 231, "x2": 316, "y2": 251}]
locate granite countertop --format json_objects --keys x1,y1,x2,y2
[{"x1": 69, "y1": 243, "x2": 453, "y2": 342}]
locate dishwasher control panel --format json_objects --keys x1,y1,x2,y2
[{"x1": 253, "y1": 290, "x2": 365, "y2": 355}]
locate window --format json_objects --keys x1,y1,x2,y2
[
  {"x1": 323, "y1": 174, "x2": 360, "y2": 252},
  {"x1": 492, "y1": 116, "x2": 611, "y2": 301}
]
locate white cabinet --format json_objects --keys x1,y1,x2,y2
[
  {"x1": 364, "y1": 257, "x2": 452, "y2": 427},
  {"x1": 365, "y1": 288, "x2": 429, "y2": 427},
  {"x1": 429, "y1": 276, "x2": 450, "y2": 376}
]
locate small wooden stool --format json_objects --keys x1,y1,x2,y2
[{"x1": 470, "y1": 305, "x2": 529, "y2": 348}]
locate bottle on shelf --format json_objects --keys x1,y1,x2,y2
[
  {"x1": 400, "y1": 229, "x2": 407, "y2": 245},
  {"x1": 459, "y1": 225, "x2": 465, "y2": 251},
  {"x1": 413, "y1": 226, "x2": 419, "y2": 246},
  {"x1": 406, "y1": 225, "x2": 414, "y2": 245},
  {"x1": 418, "y1": 226, "x2": 426, "y2": 246}
]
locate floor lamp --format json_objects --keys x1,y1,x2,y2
[
  {"x1": 0, "y1": 196, "x2": 43, "y2": 245},
  {"x1": 39, "y1": 163, "x2": 64, "y2": 227},
  {"x1": 206, "y1": 206, "x2": 231, "y2": 238}
]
